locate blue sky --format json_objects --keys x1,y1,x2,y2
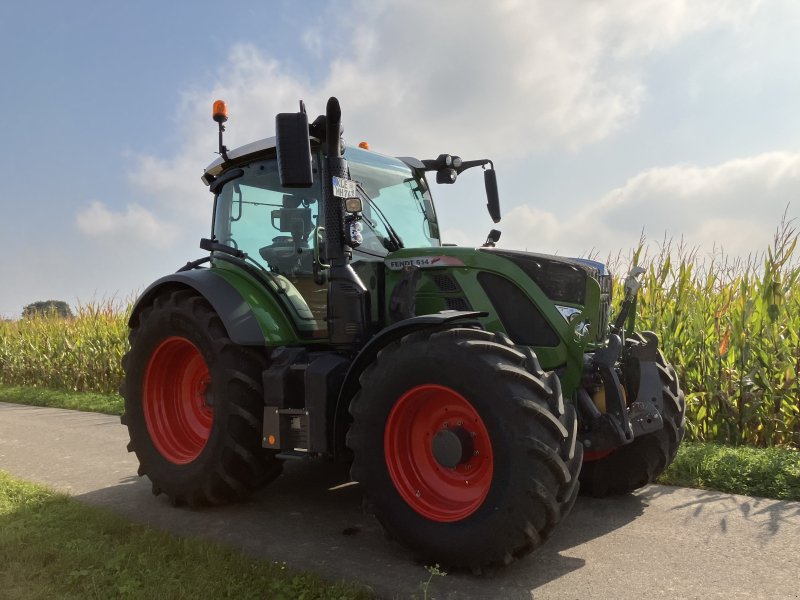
[{"x1": 2, "y1": 0, "x2": 799, "y2": 318}]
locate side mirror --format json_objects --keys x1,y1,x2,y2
[
  {"x1": 276, "y1": 101, "x2": 313, "y2": 188},
  {"x1": 484, "y1": 168, "x2": 501, "y2": 223}
]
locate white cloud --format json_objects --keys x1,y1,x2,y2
[
  {"x1": 59, "y1": 0, "x2": 773, "y2": 311},
  {"x1": 497, "y1": 152, "x2": 800, "y2": 260},
  {"x1": 127, "y1": 0, "x2": 761, "y2": 223},
  {"x1": 75, "y1": 201, "x2": 179, "y2": 247}
]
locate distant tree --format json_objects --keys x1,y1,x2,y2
[{"x1": 22, "y1": 300, "x2": 73, "y2": 319}]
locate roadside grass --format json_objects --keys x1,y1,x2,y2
[
  {"x1": 0, "y1": 384, "x2": 122, "y2": 415},
  {"x1": 0, "y1": 470, "x2": 371, "y2": 600},
  {"x1": 658, "y1": 442, "x2": 800, "y2": 501}
]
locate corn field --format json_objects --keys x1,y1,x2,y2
[
  {"x1": 1, "y1": 222, "x2": 798, "y2": 448},
  {"x1": 626, "y1": 218, "x2": 800, "y2": 449},
  {"x1": 0, "y1": 301, "x2": 128, "y2": 395}
]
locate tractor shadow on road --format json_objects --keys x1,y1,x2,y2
[{"x1": 73, "y1": 459, "x2": 660, "y2": 599}]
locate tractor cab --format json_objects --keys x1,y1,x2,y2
[{"x1": 203, "y1": 140, "x2": 443, "y2": 338}]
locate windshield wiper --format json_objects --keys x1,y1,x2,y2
[
  {"x1": 355, "y1": 183, "x2": 404, "y2": 251},
  {"x1": 403, "y1": 177, "x2": 433, "y2": 223}
]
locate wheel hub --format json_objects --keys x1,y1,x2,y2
[{"x1": 431, "y1": 426, "x2": 474, "y2": 468}]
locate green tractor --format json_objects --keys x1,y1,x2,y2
[{"x1": 121, "y1": 97, "x2": 685, "y2": 569}]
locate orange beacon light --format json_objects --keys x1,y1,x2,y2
[{"x1": 213, "y1": 100, "x2": 228, "y2": 123}]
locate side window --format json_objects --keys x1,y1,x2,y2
[
  {"x1": 213, "y1": 158, "x2": 327, "y2": 335},
  {"x1": 228, "y1": 184, "x2": 318, "y2": 277}
]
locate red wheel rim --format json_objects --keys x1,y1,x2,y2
[
  {"x1": 143, "y1": 336, "x2": 213, "y2": 464},
  {"x1": 583, "y1": 449, "x2": 614, "y2": 462},
  {"x1": 384, "y1": 384, "x2": 494, "y2": 522}
]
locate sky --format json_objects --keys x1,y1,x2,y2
[{"x1": 2, "y1": 0, "x2": 799, "y2": 318}]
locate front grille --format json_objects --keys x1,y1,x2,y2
[
  {"x1": 478, "y1": 272, "x2": 559, "y2": 346},
  {"x1": 487, "y1": 250, "x2": 587, "y2": 304},
  {"x1": 598, "y1": 296, "x2": 610, "y2": 339},
  {"x1": 599, "y1": 274, "x2": 613, "y2": 299},
  {"x1": 598, "y1": 273, "x2": 612, "y2": 339}
]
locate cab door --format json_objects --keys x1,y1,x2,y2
[{"x1": 213, "y1": 154, "x2": 329, "y2": 338}]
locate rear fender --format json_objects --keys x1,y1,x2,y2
[{"x1": 129, "y1": 269, "x2": 297, "y2": 346}]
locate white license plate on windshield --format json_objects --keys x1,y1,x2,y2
[{"x1": 332, "y1": 176, "x2": 358, "y2": 198}]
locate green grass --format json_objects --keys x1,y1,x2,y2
[
  {"x1": 0, "y1": 384, "x2": 123, "y2": 415},
  {"x1": 658, "y1": 442, "x2": 800, "y2": 501},
  {"x1": 0, "y1": 470, "x2": 371, "y2": 600}
]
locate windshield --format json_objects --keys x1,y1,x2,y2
[{"x1": 346, "y1": 147, "x2": 440, "y2": 255}]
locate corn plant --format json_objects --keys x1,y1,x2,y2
[
  {"x1": 0, "y1": 300, "x2": 130, "y2": 395},
  {"x1": 616, "y1": 217, "x2": 799, "y2": 449}
]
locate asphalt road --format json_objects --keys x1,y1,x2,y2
[{"x1": 1, "y1": 401, "x2": 798, "y2": 599}]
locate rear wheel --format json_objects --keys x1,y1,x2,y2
[
  {"x1": 120, "y1": 289, "x2": 282, "y2": 506},
  {"x1": 579, "y1": 332, "x2": 686, "y2": 497},
  {"x1": 347, "y1": 328, "x2": 581, "y2": 569}
]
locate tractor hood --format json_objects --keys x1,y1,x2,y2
[{"x1": 479, "y1": 248, "x2": 610, "y2": 306}]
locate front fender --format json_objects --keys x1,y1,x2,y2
[{"x1": 332, "y1": 310, "x2": 487, "y2": 455}]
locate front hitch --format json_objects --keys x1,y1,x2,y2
[
  {"x1": 623, "y1": 331, "x2": 665, "y2": 437},
  {"x1": 579, "y1": 334, "x2": 634, "y2": 452},
  {"x1": 579, "y1": 332, "x2": 665, "y2": 452}
]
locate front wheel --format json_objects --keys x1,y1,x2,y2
[{"x1": 347, "y1": 328, "x2": 581, "y2": 569}]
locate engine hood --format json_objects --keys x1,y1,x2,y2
[{"x1": 480, "y1": 248, "x2": 604, "y2": 305}]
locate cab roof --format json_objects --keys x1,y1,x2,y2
[
  {"x1": 202, "y1": 135, "x2": 424, "y2": 183},
  {"x1": 204, "y1": 136, "x2": 278, "y2": 178}
]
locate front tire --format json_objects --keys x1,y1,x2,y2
[
  {"x1": 579, "y1": 332, "x2": 686, "y2": 497},
  {"x1": 347, "y1": 328, "x2": 581, "y2": 569},
  {"x1": 120, "y1": 289, "x2": 282, "y2": 506}
]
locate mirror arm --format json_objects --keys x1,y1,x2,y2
[{"x1": 455, "y1": 159, "x2": 492, "y2": 174}]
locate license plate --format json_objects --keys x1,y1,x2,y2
[{"x1": 332, "y1": 176, "x2": 357, "y2": 198}]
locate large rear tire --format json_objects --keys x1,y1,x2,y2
[
  {"x1": 347, "y1": 328, "x2": 581, "y2": 570},
  {"x1": 120, "y1": 289, "x2": 282, "y2": 506},
  {"x1": 579, "y1": 333, "x2": 685, "y2": 497}
]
